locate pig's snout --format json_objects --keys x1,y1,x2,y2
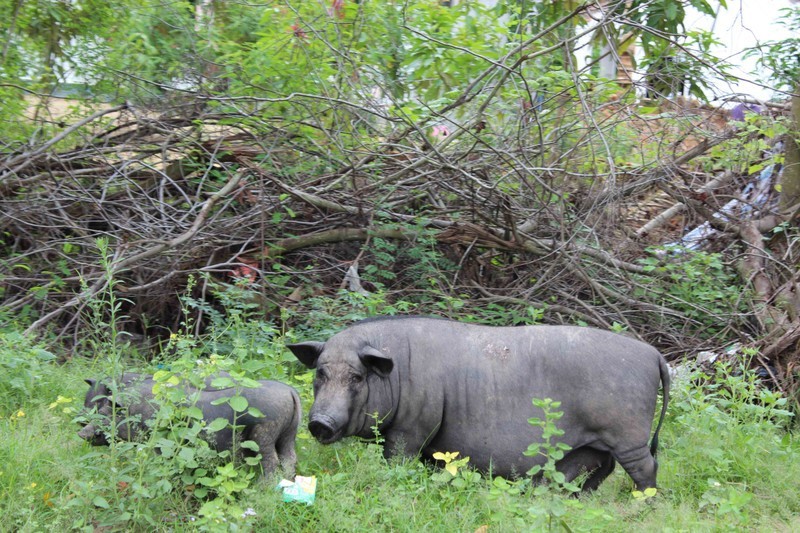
[
  {"x1": 78, "y1": 423, "x2": 108, "y2": 445},
  {"x1": 308, "y1": 414, "x2": 341, "y2": 444},
  {"x1": 78, "y1": 424, "x2": 96, "y2": 440}
]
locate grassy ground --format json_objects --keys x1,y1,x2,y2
[{"x1": 2, "y1": 335, "x2": 800, "y2": 532}]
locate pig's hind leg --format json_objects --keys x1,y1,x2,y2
[
  {"x1": 249, "y1": 423, "x2": 281, "y2": 477},
  {"x1": 275, "y1": 429, "x2": 297, "y2": 478}
]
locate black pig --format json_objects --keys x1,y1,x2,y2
[
  {"x1": 79, "y1": 372, "x2": 301, "y2": 477},
  {"x1": 288, "y1": 316, "x2": 669, "y2": 491}
]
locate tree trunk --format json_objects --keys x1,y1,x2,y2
[{"x1": 780, "y1": 82, "x2": 800, "y2": 214}]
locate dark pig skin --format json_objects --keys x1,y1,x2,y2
[
  {"x1": 79, "y1": 373, "x2": 301, "y2": 477},
  {"x1": 289, "y1": 316, "x2": 669, "y2": 491}
]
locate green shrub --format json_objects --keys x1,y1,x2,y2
[
  {"x1": 0, "y1": 332, "x2": 57, "y2": 414},
  {"x1": 636, "y1": 249, "x2": 746, "y2": 337}
]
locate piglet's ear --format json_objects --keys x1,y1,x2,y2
[
  {"x1": 85, "y1": 378, "x2": 96, "y2": 387},
  {"x1": 287, "y1": 341, "x2": 325, "y2": 368},
  {"x1": 359, "y1": 346, "x2": 394, "y2": 378}
]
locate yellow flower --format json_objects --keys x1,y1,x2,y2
[
  {"x1": 16, "y1": 409, "x2": 24, "y2": 418},
  {"x1": 30, "y1": 482, "x2": 37, "y2": 489}
]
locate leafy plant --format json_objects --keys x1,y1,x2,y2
[
  {"x1": 70, "y1": 351, "x2": 280, "y2": 529},
  {"x1": 665, "y1": 357, "x2": 795, "y2": 517},
  {"x1": 80, "y1": 237, "x2": 133, "y2": 371},
  {"x1": 698, "y1": 478, "x2": 753, "y2": 527},
  {"x1": 0, "y1": 331, "x2": 56, "y2": 413},
  {"x1": 705, "y1": 113, "x2": 789, "y2": 175},
  {"x1": 524, "y1": 398, "x2": 581, "y2": 495},
  {"x1": 636, "y1": 248, "x2": 745, "y2": 337},
  {"x1": 55, "y1": 253, "x2": 299, "y2": 528},
  {"x1": 361, "y1": 223, "x2": 456, "y2": 293},
  {"x1": 430, "y1": 451, "x2": 481, "y2": 489},
  {"x1": 175, "y1": 274, "x2": 299, "y2": 382},
  {"x1": 519, "y1": 397, "x2": 619, "y2": 531}
]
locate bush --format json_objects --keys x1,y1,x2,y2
[
  {"x1": 636, "y1": 249, "x2": 746, "y2": 338},
  {"x1": 0, "y1": 332, "x2": 56, "y2": 414}
]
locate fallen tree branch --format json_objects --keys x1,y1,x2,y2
[
  {"x1": 588, "y1": 129, "x2": 737, "y2": 209},
  {"x1": 636, "y1": 170, "x2": 736, "y2": 238},
  {"x1": 1, "y1": 104, "x2": 128, "y2": 180},
  {"x1": 24, "y1": 170, "x2": 245, "y2": 333},
  {"x1": 761, "y1": 321, "x2": 800, "y2": 360},
  {"x1": 259, "y1": 227, "x2": 414, "y2": 258}
]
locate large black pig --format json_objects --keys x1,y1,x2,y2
[
  {"x1": 79, "y1": 372, "x2": 301, "y2": 477},
  {"x1": 288, "y1": 316, "x2": 670, "y2": 491}
]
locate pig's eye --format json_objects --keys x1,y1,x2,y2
[
  {"x1": 316, "y1": 369, "x2": 328, "y2": 382},
  {"x1": 350, "y1": 374, "x2": 364, "y2": 384}
]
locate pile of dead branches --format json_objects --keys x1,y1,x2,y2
[{"x1": 0, "y1": 96, "x2": 797, "y2": 378}]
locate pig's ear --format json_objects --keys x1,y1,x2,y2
[
  {"x1": 85, "y1": 378, "x2": 96, "y2": 387},
  {"x1": 359, "y1": 346, "x2": 393, "y2": 377},
  {"x1": 287, "y1": 341, "x2": 325, "y2": 368}
]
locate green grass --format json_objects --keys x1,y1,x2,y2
[{"x1": 2, "y1": 345, "x2": 800, "y2": 533}]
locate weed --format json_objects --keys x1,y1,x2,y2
[
  {"x1": 524, "y1": 398, "x2": 580, "y2": 492},
  {"x1": 179, "y1": 274, "x2": 292, "y2": 379},
  {"x1": 361, "y1": 222, "x2": 456, "y2": 293},
  {"x1": 636, "y1": 248, "x2": 745, "y2": 337},
  {"x1": 430, "y1": 451, "x2": 482, "y2": 488},
  {"x1": 698, "y1": 478, "x2": 753, "y2": 529},
  {"x1": 521, "y1": 398, "x2": 617, "y2": 531},
  {"x1": 80, "y1": 238, "x2": 133, "y2": 370},
  {"x1": 0, "y1": 332, "x2": 56, "y2": 414}
]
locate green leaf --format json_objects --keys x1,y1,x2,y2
[
  {"x1": 185, "y1": 406, "x2": 203, "y2": 420},
  {"x1": 178, "y1": 447, "x2": 196, "y2": 464},
  {"x1": 217, "y1": 462, "x2": 237, "y2": 477},
  {"x1": 493, "y1": 477, "x2": 510, "y2": 489},
  {"x1": 229, "y1": 395, "x2": 248, "y2": 412},
  {"x1": 206, "y1": 417, "x2": 229, "y2": 432},
  {"x1": 664, "y1": 3, "x2": 678, "y2": 21},
  {"x1": 239, "y1": 377, "x2": 262, "y2": 389},
  {"x1": 211, "y1": 377, "x2": 234, "y2": 389},
  {"x1": 247, "y1": 407, "x2": 265, "y2": 418},
  {"x1": 240, "y1": 440, "x2": 260, "y2": 452},
  {"x1": 92, "y1": 496, "x2": 110, "y2": 509}
]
